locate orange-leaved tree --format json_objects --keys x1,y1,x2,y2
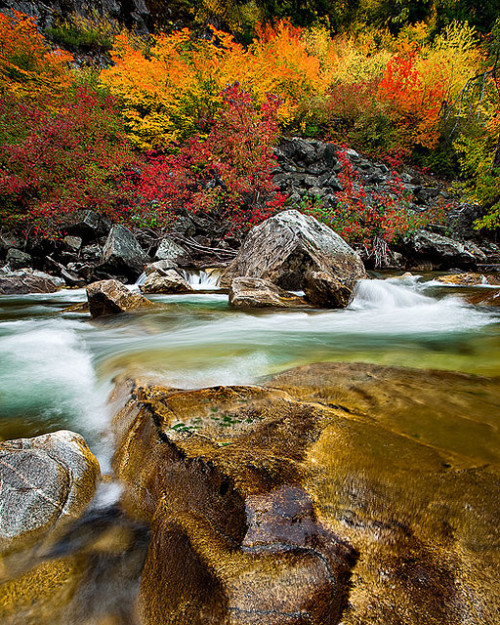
[
  {"x1": 0, "y1": 10, "x2": 74, "y2": 101},
  {"x1": 377, "y1": 43, "x2": 444, "y2": 148}
]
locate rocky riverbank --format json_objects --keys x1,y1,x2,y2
[{"x1": 1, "y1": 138, "x2": 499, "y2": 296}]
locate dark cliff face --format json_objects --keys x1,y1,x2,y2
[{"x1": 0, "y1": 0, "x2": 152, "y2": 33}]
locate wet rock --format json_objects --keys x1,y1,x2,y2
[
  {"x1": 435, "y1": 273, "x2": 500, "y2": 286},
  {"x1": 229, "y1": 276, "x2": 311, "y2": 308},
  {"x1": 0, "y1": 431, "x2": 100, "y2": 555},
  {"x1": 154, "y1": 237, "x2": 188, "y2": 263},
  {"x1": 86, "y1": 279, "x2": 155, "y2": 317},
  {"x1": 112, "y1": 380, "x2": 356, "y2": 625},
  {"x1": 221, "y1": 210, "x2": 366, "y2": 290},
  {"x1": 111, "y1": 362, "x2": 500, "y2": 625},
  {"x1": 5, "y1": 249, "x2": 32, "y2": 270},
  {"x1": 0, "y1": 268, "x2": 65, "y2": 295},
  {"x1": 465, "y1": 288, "x2": 500, "y2": 306},
  {"x1": 304, "y1": 270, "x2": 353, "y2": 308},
  {"x1": 399, "y1": 230, "x2": 487, "y2": 269},
  {"x1": 100, "y1": 225, "x2": 149, "y2": 280},
  {"x1": 139, "y1": 268, "x2": 194, "y2": 294}
]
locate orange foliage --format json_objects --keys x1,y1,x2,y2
[
  {"x1": 378, "y1": 45, "x2": 444, "y2": 148},
  {"x1": 0, "y1": 11, "x2": 74, "y2": 101}
]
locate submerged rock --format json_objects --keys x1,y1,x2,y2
[
  {"x1": 229, "y1": 276, "x2": 311, "y2": 308},
  {"x1": 0, "y1": 268, "x2": 65, "y2": 295},
  {"x1": 221, "y1": 210, "x2": 366, "y2": 290},
  {"x1": 86, "y1": 279, "x2": 155, "y2": 317},
  {"x1": 436, "y1": 272, "x2": 500, "y2": 286},
  {"x1": 112, "y1": 380, "x2": 356, "y2": 625},
  {"x1": 465, "y1": 288, "x2": 500, "y2": 306},
  {"x1": 0, "y1": 431, "x2": 100, "y2": 555},
  {"x1": 111, "y1": 362, "x2": 500, "y2": 625}
]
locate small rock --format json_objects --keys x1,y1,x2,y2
[
  {"x1": 154, "y1": 237, "x2": 187, "y2": 263},
  {"x1": 63, "y1": 235, "x2": 82, "y2": 252},
  {"x1": 65, "y1": 210, "x2": 110, "y2": 241},
  {"x1": 139, "y1": 269, "x2": 194, "y2": 294},
  {"x1": 304, "y1": 270, "x2": 353, "y2": 308},
  {"x1": 229, "y1": 276, "x2": 311, "y2": 308},
  {"x1": 86, "y1": 279, "x2": 155, "y2": 318}
]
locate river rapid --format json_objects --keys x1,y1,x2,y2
[{"x1": 0, "y1": 273, "x2": 499, "y2": 471}]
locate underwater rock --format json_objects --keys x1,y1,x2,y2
[
  {"x1": 111, "y1": 362, "x2": 500, "y2": 625},
  {"x1": 436, "y1": 272, "x2": 500, "y2": 286}
]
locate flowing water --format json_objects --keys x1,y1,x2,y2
[
  {"x1": 1, "y1": 274, "x2": 499, "y2": 465},
  {"x1": 0, "y1": 273, "x2": 499, "y2": 623}
]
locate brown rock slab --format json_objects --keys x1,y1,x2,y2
[
  {"x1": 229, "y1": 277, "x2": 311, "y2": 308},
  {"x1": 86, "y1": 279, "x2": 156, "y2": 318},
  {"x1": 436, "y1": 272, "x2": 500, "y2": 286},
  {"x1": 112, "y1": 381, "x2": 356, "y2": 625},
  {"x1": 111, "y1": 362, "x2": 500, "y2": 625}
]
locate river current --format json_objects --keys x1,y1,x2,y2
[{"x1": 0, "y1": 273, "x2": 499, "y2": 472}]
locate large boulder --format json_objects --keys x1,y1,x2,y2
[
  {"x1": 0, "y1": 268, "x2": 64, "y2": 295},
  {"x1": 220, "y1": 210, "x2": 366, "y2": 290},
  {"x1": 399, "y1": 230, "x2": 488, "y2": 269},
  {"x1": 229, "y1": 276, "x2": 311, "y2": 308},
  {"x1": 86, "y1": 279, "x2": 155, "y2": 317},
  {"x1": 0, "y1": 431, "x2": 100, "y2": 555},
  {"x1": 111, "y1": 362, "x2": 500, "y2": 625},
  {"x1": 100, "y1": 224, "x2": 149, "y2": 280}
]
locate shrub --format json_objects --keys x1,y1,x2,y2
[
  {"x1": 135, "y1": 83, "x2": 287, "y2": 236},
  {"x1": 0, "y1": 88, "x2": 139, "y2": 236},
  {"x1": 301, "y1": 149, "x2": 443, "y2": 265}
]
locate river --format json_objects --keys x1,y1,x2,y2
[{"x1": 0, "y1": 273, "x2": 499, "y2": 624}]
